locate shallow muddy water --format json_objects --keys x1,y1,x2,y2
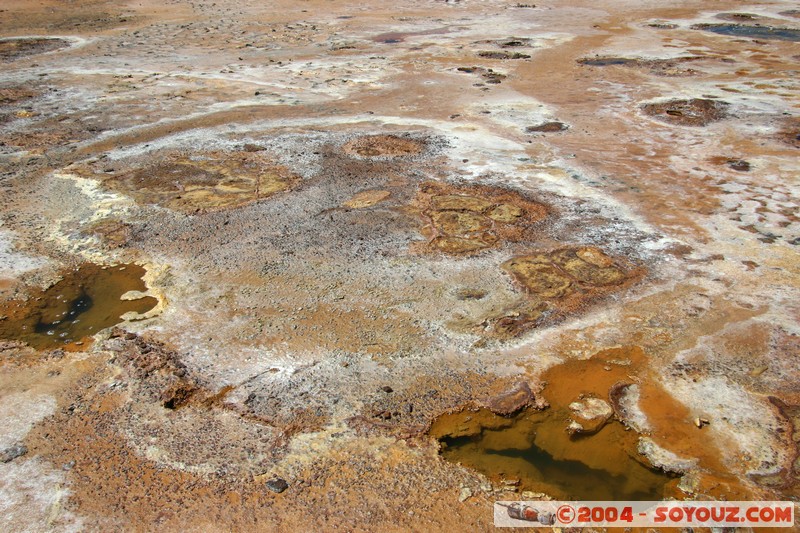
[
  {"x1": 427, "y1": 347, "x2": 710, "y2": 500},
  {"x1": 431, "y1": 407, "x2": 675, "y2": 501},
  {"x1": 0, "y1": 263, "x2": 157, "y2": 350}
]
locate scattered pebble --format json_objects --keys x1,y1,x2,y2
[
  {"x1": 0, "y1": 444, "x2": 28, "y2": 463},
  {"x1": 265, "y1": 478, "x2": 289, "y2": 493}
]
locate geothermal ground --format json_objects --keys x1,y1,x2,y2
[{"x1": 0, "y1": 0, "x2": 799, "y2": 530}]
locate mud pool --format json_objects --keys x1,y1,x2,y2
[
  {"x1": 0, "y1": 263, "x2": 157, "y2": 350},
  {"x1": 432, "y1": 408, "x2": 675, "y2": 501}
]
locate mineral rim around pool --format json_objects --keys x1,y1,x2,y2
[{"x1": 1, "y1": 0, "x2": 799, "y2": 530}]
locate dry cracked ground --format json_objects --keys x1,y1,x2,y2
[{"x1": 0, "y1": 0, "x2": 799, "y2": 530}]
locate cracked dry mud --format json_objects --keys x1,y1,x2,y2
[{"x1": 0, "y1": 0, "x2": 799, "y2": 530}]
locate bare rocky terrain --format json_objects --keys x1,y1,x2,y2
[{"x1": 0, "y1": 0, "x2": 798, "y2": 530}]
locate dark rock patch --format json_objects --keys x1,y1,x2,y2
[
  {"x1": 0, "y1": 444, "x2": 28, "y2": 463},
  {"x1": 0, "y1": 37, "x2": 70, "y2": 61},
  {"x1": 477, "y1": 51, "x2": 530, "y2": 60},
  {"x1": 265, "y1": 478, "x2": 289, "y2": 493},
  {"x1": 691, "y1": 24, "x2": 800, "y2": 42},
  {"x1": 642, "y1": 98, "x2": 729, "y2": 126},
  {"x1": 525, "y1": 121, "x2": 568, "y2": 133}
]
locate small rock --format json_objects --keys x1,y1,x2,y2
[
  {"x1": 458, "y1": 487, "x2": 473, "y2": 502},
  {"x1": 482, "y1": 381, "x2": 542, "y2": 415},
  {"x1": 0, "y1": 444, "x2": 28, "y2": 463},
  {"x1": 525, "y1": 121, "x2": 568, "y2": 133},
  {"x1": 567, "y1": 397, "x2": 613, "y2": 434},
  {"x1": 521, "y1": 490, "x2": 547, "y2": 499},
  {"x1": 609, "y1": 382, "x2": 651, "y2": 432},
  {"x1": 694, "y1": 417, "x2": 710, "y2": 428},
  {"x1": 381, "y1": 386, "x2": 393, "y2": 393},
  {"x1": 265, "y1": 478, "x2": 289, "y2": 493},
  {"x1": 637, "y1": 437, "x2": 697, "y2": 474},
  {"x1": 727, "y1": 159, "x2": 751, "y2": 172},
  {"x1": 567, "y1": 420, "x2": 584, "y2": 434}
]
